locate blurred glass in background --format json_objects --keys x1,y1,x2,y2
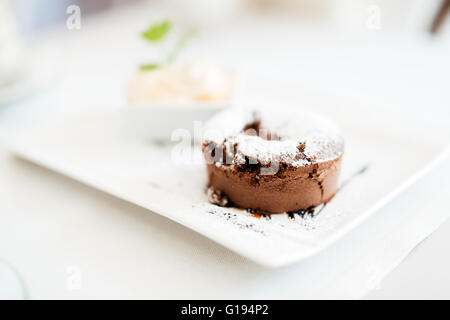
[
  {"x1": 12, "y1": 0, "x2": 143, "y2": 35},
  {"x1": 0, "y1": 1, "x2": 24, "y2": 86}
]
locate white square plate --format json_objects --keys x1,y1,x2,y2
[{"x1": 9, "y1": 98, "x2": 448, "y2": 267}]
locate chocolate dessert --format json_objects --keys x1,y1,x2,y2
[{"x1": 202, "y1": 107, "x2": 344, "y2": 213}]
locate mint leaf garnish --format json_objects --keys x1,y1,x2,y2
[
  {"x1": 139, "y1": 64, "x2": 159, "y2": 71},
  {"x1": 141, "y1": 20, "x2": 171, "y2": 42}
]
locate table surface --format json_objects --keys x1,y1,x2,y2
[{"x1": 0, "y1": 3, "x2": 449, "y2": 299}]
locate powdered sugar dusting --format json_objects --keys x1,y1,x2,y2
[
  {"x1": 203, "y1": 106, "x2": 344, "y2": 167},
  {"x1": 203, "y1": 202, "x2": 339, "y2": 238}
]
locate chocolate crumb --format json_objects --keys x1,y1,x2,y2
[
  {"x1": 297, "y1": 142, "x2": 306, "y2": 153},
  {"x1": 286, "y1": 206, "x2": 316, "y2": 219},
  {"x1": 207, "y1": 187, "x2": 229, "y2": 207}
]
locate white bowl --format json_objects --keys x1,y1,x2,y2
[{"x1": 121, "y1": 102, "x2": 230, "y2": 142}]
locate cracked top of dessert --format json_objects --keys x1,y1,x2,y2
[{"x1": 202, "y1": 106, "x2": 344, "y2": 167}]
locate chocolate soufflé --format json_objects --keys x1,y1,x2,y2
[{"x1": 202, "y1": 107, "x2": 344, "y2": 214}]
